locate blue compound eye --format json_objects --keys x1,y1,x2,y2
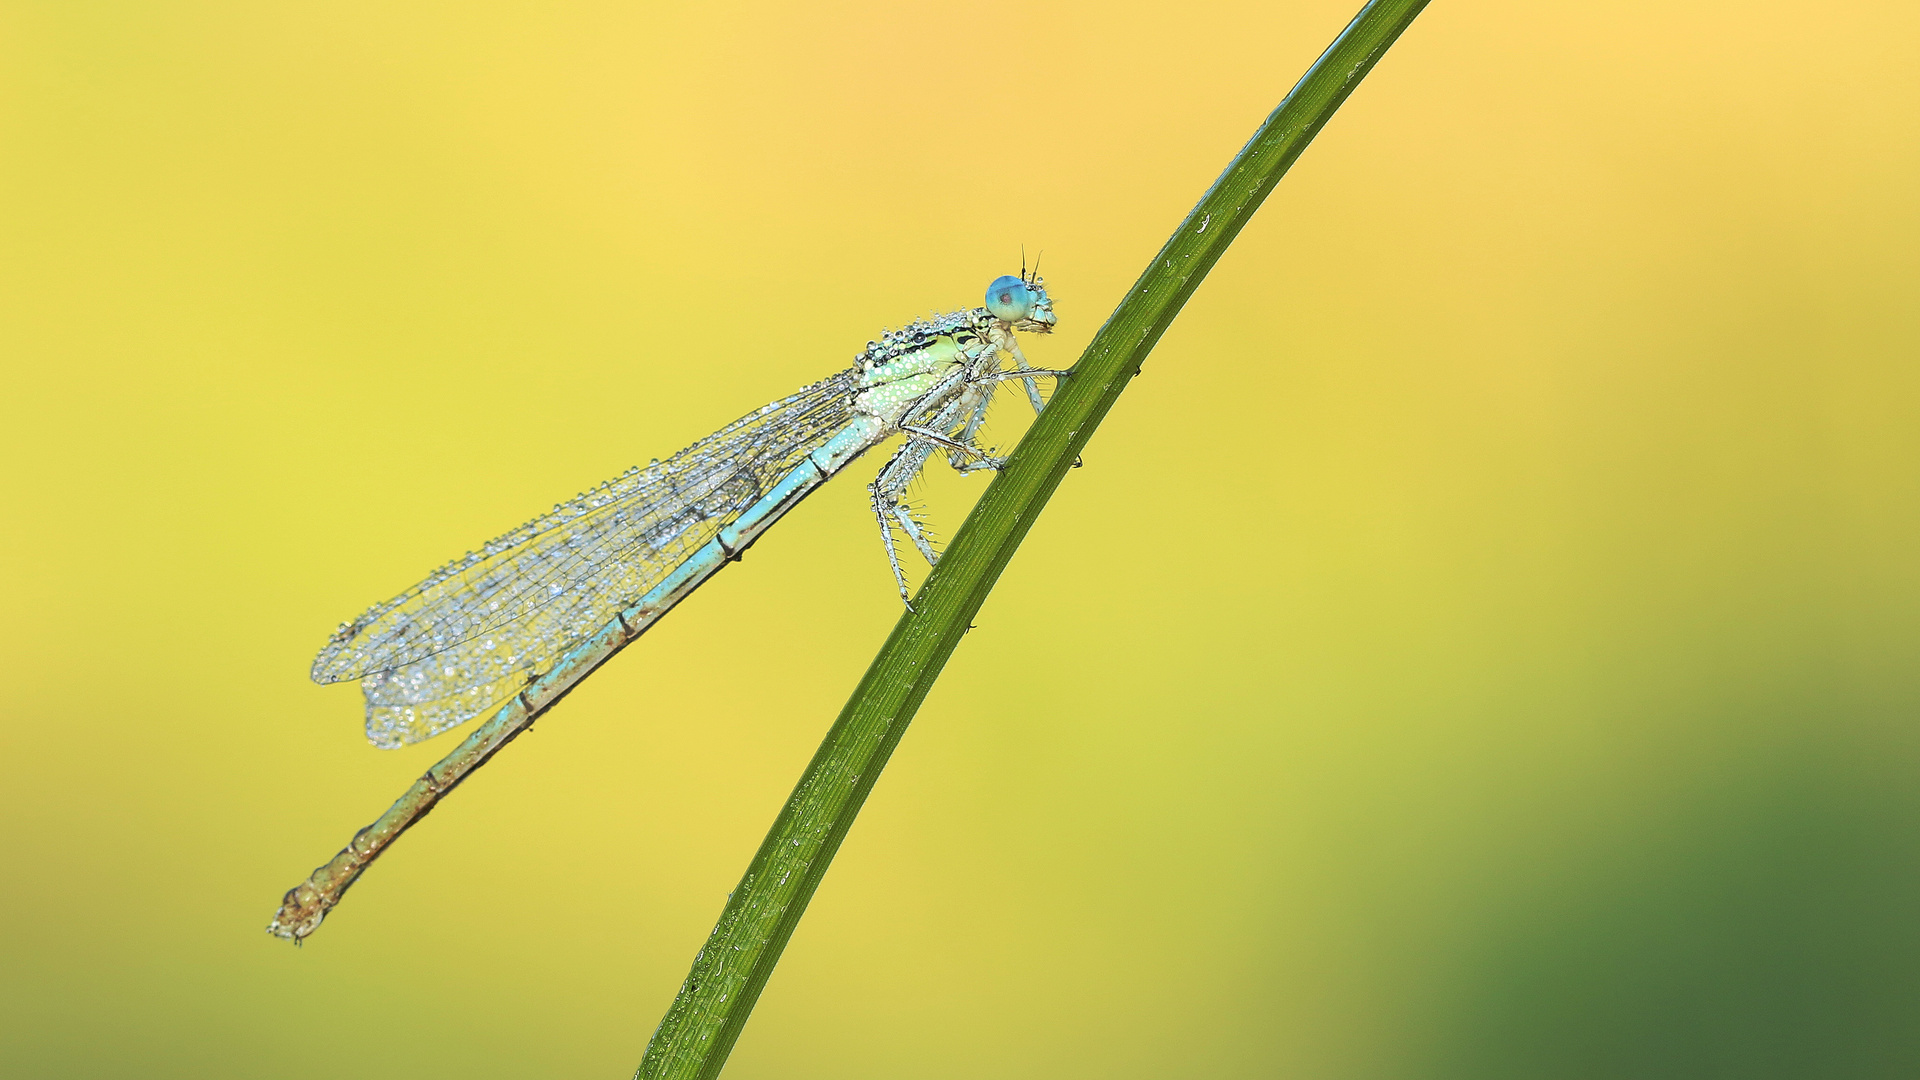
[{"x1": 985, "y1": 275, "x2": 1033, "y2": 322}]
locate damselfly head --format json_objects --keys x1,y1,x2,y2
[{"x1": 984, "y1": 274, "x2": 1056, "y2": 332}]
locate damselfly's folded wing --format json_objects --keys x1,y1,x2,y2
[{"x1": 312, "y1": 371, "x2": 858, "y2": 747}]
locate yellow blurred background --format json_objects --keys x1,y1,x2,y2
[{"x1": 4, "y1": 0, "x2": 1918, "y2": 1075}]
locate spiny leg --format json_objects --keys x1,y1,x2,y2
[
  {"x1": 901, "y1": 422, "x2": 1005, "y2": 477},
  {"x1": 982, "y1": 366, "x2": 1074, "y2": 385},
  {"x1": 875, "y1": 435, "x2": 951, "y2": 565},
  {"x1": 893, "y1": 503, "x2": 941, "y2": 566},
  {"x1": 867, "y1": 442, "x2": 923, "y2": 606},
  {"x1": 902, "y1": 377, "x2": 992, "y2": 476},
  {"x1": 1008, "y1": 339, "x2": 1047, "y2": 415},
  {"x1": 950, "y1": 450, "x2": 1002, "y2": 478},
  {"x1": 868, "y1": 478, "x2": 912, "y2": 606},
  {"x1": 947, "y1": 393, "x2": 995, "y2": 473},
  {"x1": 869, "y1": 438, "x2": 938, "y2": 606}
]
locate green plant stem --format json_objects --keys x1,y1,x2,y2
[{"x1": 635, "y1": 2, "x2": 1430, "y2": 1075}]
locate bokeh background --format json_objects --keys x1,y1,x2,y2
[{"x1": 4, "y1": 1, "x2": 1918, "y2": 1076}]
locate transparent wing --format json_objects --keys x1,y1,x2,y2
[{"x1": 312, "y1": 369, "x2": 860, "y2": 748}]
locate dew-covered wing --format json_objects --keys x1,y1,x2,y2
[{"x1": 312, "y1": 370, "x2": 859, "y2": 748}]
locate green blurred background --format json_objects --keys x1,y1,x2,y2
[{"x1": 4, "y1": 1, "x2": 1918, "y2": 1076}]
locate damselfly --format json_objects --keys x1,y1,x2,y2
[{"x1": 269, "y1": 273, "x2": 1064, "y2": 940}]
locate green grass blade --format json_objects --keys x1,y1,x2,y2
[{"x1": 636, "y1": 2, "x2": 1431, "y2": 1075}]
